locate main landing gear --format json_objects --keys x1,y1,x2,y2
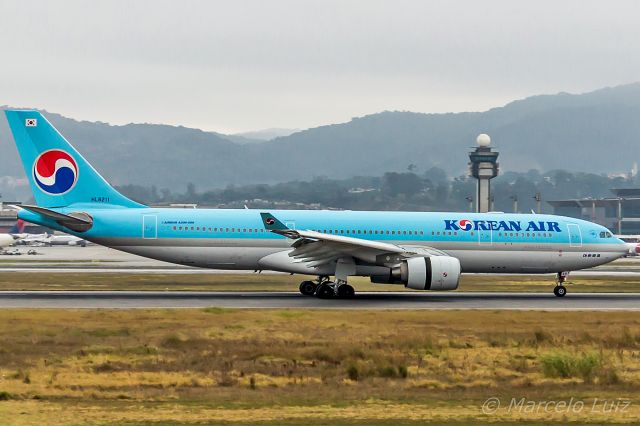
[
  {"x1": 553, "y1": 271, "x2": 568, "y2": 297},
  {"x1": 299, "y1": 276, "x2": 355, "y2": 299},
  {"x1": 299, "y1": 280, "x2": 317, "y2": 296}
]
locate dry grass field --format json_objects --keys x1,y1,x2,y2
[
  {"x1": 1, "y1": 309, "x2": 640, "y2": 424},
  {"x1": 0, "y1": 271, "x2": 639, "y2": 293}
]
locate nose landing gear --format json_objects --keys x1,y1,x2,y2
[{"x1": 553, "y1": 271, "x2": 568, "y2": 297}]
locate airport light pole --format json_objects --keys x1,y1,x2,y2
[
  {"x1": 533, "y1": 192, "x2": 541, "y2": 213},
  {"x1": 465, "y1": 196, "x2": 474, "y2": 212},
  {"x1": 510, "y1": 195, "x2": 518, "y2": 213},
  {"x1": 468, "y1": 134, "x2": 499, "y2": 213}
]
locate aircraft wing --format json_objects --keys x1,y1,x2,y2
[{"x1": 260, "y1": 212, "x2": 444, "y2": 266}]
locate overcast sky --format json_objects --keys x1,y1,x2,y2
[{"x1": 1, "y1": 0, "x2": 639, "y2": 133}]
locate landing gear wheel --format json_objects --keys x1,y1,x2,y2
[
  {"x1": 337, "y1": 284, "x2": 355, "y2": 299},
  {"x1": 299, "y1": 281, "x2": 317, "y2": 296},
  {"x1": 553, "y1": 285, "x2": 567, "y2": 297},
  {"x1": 316, "y1": 283, "x2": 335, "y2": 299}
]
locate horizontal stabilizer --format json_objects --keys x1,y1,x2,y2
[{"x1": 15, "y1": 204, "x2": 93, "y2": 232}]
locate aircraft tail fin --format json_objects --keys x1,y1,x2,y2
[
  {"x1": 4, "y1": 110, "x2": 144, "y2": 209},
  {"x1": 9, "y1": 219, "x2": 25, "y2": 234}
]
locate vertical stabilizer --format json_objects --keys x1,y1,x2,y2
[{"x1": 4, "y1": 110, "x2": 144, "y2": 208}]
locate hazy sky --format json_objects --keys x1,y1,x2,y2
[{"x1": 1, "y1": 0, "x2": 639, "y2": 133}]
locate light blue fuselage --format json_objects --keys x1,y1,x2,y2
[{"x1": 19, "y1": 207, "x2": 627, "y2": 275}]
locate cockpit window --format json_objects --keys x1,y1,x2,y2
[{"x1": 599, "y1": 231, "x2": 613, "y2": 238}]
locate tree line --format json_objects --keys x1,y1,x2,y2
[{"x1": 116, "y1": 167, "x2": 639, "y2": 213}]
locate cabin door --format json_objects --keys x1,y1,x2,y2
[
  {"x1": 143, "y1": 215, "x2": 158, "y2": 239},
  {"x1": 567, "y1": 223, "x2": 582, "y2": 247}
]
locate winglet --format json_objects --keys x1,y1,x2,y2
[{"x1": 260, "y1": 212, "x2": 289, "y2": 231}]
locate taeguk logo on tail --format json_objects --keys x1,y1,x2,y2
[{"x1": 32, "y1": 150, "x2": 79, "y2": 195}]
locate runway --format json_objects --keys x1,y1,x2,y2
[
  {"x1": 2, "y1": 291, "x2": 640, "y2": 310},
  {"x1": 2, "y1": 267, "x2": 640, "y2": 276}
]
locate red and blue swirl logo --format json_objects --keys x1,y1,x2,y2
[
  {"x1": 32, "y1": 150, "x2": 79, "y2": 195},
  {"x1": 458, "y1": 219, "x2": 473, "y2": 231}
]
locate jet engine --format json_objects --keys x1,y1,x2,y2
[{"x1": 371, "y1": 256, "x2": 461, "y2": 291}]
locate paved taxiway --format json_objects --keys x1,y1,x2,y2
[{"x1": 2, "y1": 291, "x2": 640, "y2": 310}]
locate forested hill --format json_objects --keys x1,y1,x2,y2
[{"x1": 1, "y1": 83, "x2": 639, "y2": 199}]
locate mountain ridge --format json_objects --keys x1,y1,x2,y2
[{"x1": 1, "y1": 82, "x2": 639, "y2": 200}]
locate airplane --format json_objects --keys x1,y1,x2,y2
[
  {"x1": 4, "y1": 110, "x2": 629, "y2": 298},
  {"x1": 615, "y1": 235, "x2": 640, "y2": 257},
  {"x1": 0, "y1": 218, "x2": 24, "y2": 249},
  {"x1": 18, "y1": 232, "x2": 87, "y2": 247},
  {"x1": 7, "y1": 219, "x2": 44, "y2": 244},
  {"x1": 9, "y1": 219, "x2": 86, "y2": 246},
  {"x1": 0, "y1": 233, "x2": 13, "y2": 249}
]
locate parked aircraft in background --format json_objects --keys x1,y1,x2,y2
[
  {"x1": 616, "y1": 235, "x2": 640, "y2": 257},
  {"x1": 0, "y1": 233, "x2": 14, "y2": 248},
  {"x1": 17, "y1": 233, "x2": 87, "y2": 247},
  {"x1": 10, "y1": 220, "x2": 87, "y2": 247},
  {"x1": 4, "y1": 110, "x2": 630, "y2": 298},
  {"x1": 0, "y1": 219, "x2": 25, "y2": 248}
]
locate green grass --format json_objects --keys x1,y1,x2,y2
[{"x1": 1, "y1": 310, "x2": 640, "y2": 424}]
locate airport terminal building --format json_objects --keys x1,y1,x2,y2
[{"x1": 548, "y1": 188, "x2": 640, "y2": 235}]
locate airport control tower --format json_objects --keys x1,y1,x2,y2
[{"x1": 468, "y1": 134, "x2": 499, "y2": 213}]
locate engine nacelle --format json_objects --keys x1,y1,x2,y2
[
  {"x1": 370, "y1": 256, "x2": 461, "y2": 290},
  {"x1": 401, "y1": 256, "x2": 461, "y2": 290}
]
